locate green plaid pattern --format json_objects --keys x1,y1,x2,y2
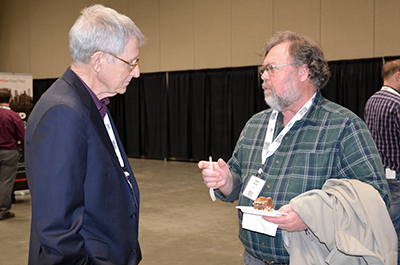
[{"x1": 219, "y1": 92, "x2": 390, "y2": 263}]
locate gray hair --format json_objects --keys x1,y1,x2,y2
[
  {"x1": 69, "y1": 4, "x2": 146, "y2": 64},
  {"x1": 262, "y1": 31, "x2": 330, "y2": 90}
]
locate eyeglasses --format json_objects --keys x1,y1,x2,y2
[
  {"x1": 259, "y1": 63, "x2": 295, "y2": 75},
  {"x1": 108, "y1": 53, "x2": 139, "y2": 72}
]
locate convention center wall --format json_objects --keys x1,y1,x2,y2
[{"x1": 1, "y1": 0, "x2": 400, "y2": 79}]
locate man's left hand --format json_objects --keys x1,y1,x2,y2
[{"x1": 262, "y1": 204, "x2": 308, "y2": 232}]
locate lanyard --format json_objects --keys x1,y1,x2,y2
[
  {"x1": 103, "y1": 114, "x2": 134, "y2": 192},
  {"x1": 381, "y1": 86, "x2": 400, "y2": 96},
  {"x1": 104, "y1": 113, "x2": 124, "y2": 168},
  {"x1": 258, "y1": 93, "x2": 317, "y2": 176}
]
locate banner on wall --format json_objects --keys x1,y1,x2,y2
[{"x1": 0, "y1": 72, "x2": 33, "y2": 191}]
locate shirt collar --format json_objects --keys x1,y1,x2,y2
[
  {"x1": 0, "y1": 105, "x2": 11, "y2": 110},
  {"x1": 382, "y1": 86, "x2": 400, "y2": 96},
  {"x1": 78, "y1": 77, "x2": 110, "y2": 119}
]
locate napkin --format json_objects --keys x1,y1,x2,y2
[{"x1": 242, "y1": 213, "x2": 279, "y2": 237}]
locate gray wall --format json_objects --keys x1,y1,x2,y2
[{"x1": 1, "y1": 0, "x2": 399, "y2": 79}]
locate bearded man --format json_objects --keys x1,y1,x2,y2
[{"x1": 198, "y1": 31, "x2": 392, "y2": 265}]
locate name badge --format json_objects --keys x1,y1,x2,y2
[
  {"x1": 242, "y1": 175, "x2": 266, "y2": 200},
  {"x1": 386, "y1": 168, "x2": 396, "y2": 180}
]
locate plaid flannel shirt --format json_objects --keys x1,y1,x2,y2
[{"x1": 217, "y1": 91, "x2": 390, "y2": 263}]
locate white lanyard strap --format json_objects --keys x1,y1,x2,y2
[
  {"x1": 104, "y1": 113, "x2": 125, "y2": 168},
  {"x1": 103, "y1": 114, "x2": 134, "y2": 191},
  {"x1": 381, "y1": 86, "x2": 400, "y2": 96},
  {"x1": 262, "y1": 92, "x2": 316, "y2": 163}
]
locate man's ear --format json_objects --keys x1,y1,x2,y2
[
  {"x1": 299, "y1": 64, "x2": 309, "y2": 82},
  {"x1": 91, "y1": 52, "x2": 104, "y2": 72},
  {"x1": 395, "y1": 71, "x2": 400, "y2": 82}
]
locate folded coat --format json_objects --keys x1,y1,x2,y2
[{"x1": 282, "y1": 179, "x2": 397, "y2": 265}]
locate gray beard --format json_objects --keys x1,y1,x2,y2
[
  {"x1": 262, "y1": 80, "x2": 300, "y2": 112},
  {"x1": 264, "y1": 91, "x2": 287, "y2": 112}
]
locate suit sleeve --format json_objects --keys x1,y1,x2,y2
[{"x1": 26, "y1": 104, "x2": 92, "y2": 265}]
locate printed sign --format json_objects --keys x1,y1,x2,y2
[{"x1": 0, "y1": 72, "x2": 33, "y2": 191}]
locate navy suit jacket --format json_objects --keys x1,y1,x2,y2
[{"x1": 25, "y1": 67, "x2": 141, "y2": 265}]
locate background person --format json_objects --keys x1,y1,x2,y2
[
  {"x1": 364, "y1": 58, "x2": 400, "y2": 265},
  {"x1": 25, "y1": 4, "x2": 145, "y2": 264},
  {"x1": 199, "y1": 31, "x2": 390, "y2": 265},
  {"x1": 0, "y1": 88, "x2": 25, "y2": 220}
]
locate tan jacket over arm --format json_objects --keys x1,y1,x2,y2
[{"x1": 282, "y1": 179, "x2": 397, "y2": 265}]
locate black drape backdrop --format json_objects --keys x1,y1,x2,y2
[
  {"x1": 323, "y1": 57, "x2": 395, "y2": 119},
  {"x1": 107, "y1": 66, "x2": 263, "y2": 161},
  {"x1": 32, "y1": 56, "x2": 399, "y2": 162}
]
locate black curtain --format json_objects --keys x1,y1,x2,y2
[
  {"x1": 323, "y1": 56, "x2": 399, "y2": 118},
  {"x1": 108, "y1": 66, "x2": 263, "y2": 161},
  {"x1": 109, "y1": 72, "x2": 168, "y2": 159},
  {"x1": 32, "y1": 78, "x2": 57, "y2": 102},
  {"x1": 32, "y1": 56, "x2": 399, "y2": 161}
]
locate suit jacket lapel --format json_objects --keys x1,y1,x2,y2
[{"x1": 62, "y1": 68, "x2": 123, "y2": 172}]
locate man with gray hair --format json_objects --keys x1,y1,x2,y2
[{"x1": 25, "y1": 4, "x2": 145, "y2": 264}]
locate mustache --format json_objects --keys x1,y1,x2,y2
[
  {"x1": 262, "y1": 82, "x2": 272, "y2": 91},
  {"x1": 262, "y1": 82, "x2": 267, "y2": 89}
]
